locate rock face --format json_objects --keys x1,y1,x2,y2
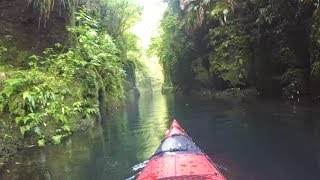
[
  {"x1": 123, "y1": 60, "x2": 140, "y2": 96},
  {"x1": 124, "y1": 60, "x2": 137, "y2": 88},
  {"x1": 252, "y1": 1, "x2": 315, "y2": 98},
  {"x1": 192, "y1": 57, "x2": 212, "y2": 88},
  {"x1": 311, "y1": 8, "x2": 320, "y2": 97},
  {"x1": 163, "y1": 0, "x2": 319, "y2": 99},
  {"x1": 191, "y1": 57, "x2": 228, "y2": 90},
  {"x1": 0, "y1": 0, "x2": 68, "y2": 58},
  {"x1": 254, "y1": 14, "x2": 312, "y2": 97}
]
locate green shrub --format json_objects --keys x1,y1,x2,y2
[
  {"x1": 0, "y1": 9, "x2": 124, "y2": 146},
  {"x1": 209, "y1": 25, "x2": 250, "y2": 86}
]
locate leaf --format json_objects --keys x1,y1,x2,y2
[
  {"x1": 4, "y1": 134, "x2": 12, "y2": 139},
  {"x1": 52, "y1": 135, "x2": 62, "y2": 144},
  {"x1": 20, "y1": 126, "x2": 26, "y2": 135},
  {"x1": 22, "y1": 91, "x2": 30, "y2": 100},
  {"x1": 38, "y1": 139, "x2": 45, "y2": 147},
  {"x1": 23, "y1": 116, "x2": 30, "y2": 124},
  {"x1": 63, "y1": 125, "x2": 71, "y2": 132},
  {"x1": 15, "y1": 117, "x2": 22, "y2": 124},
  {"x1": 223, "y1": 9, "x2": 229, "y2": 15},
  {"x1": 79, "y1": 61, "x2": 88, "y2": 66},
  {"x1": 34, "y1": 127, "x2": 42, "y2": 136},
  {"x1": 87, "y1": 30, "x2": 97, "y2": 37},
  {"x1": 59, "y1": 115, "x2": 68, "y2": 123}
]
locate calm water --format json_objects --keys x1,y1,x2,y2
[{"x1": 1, "y1": 93, "x2": 320, "y2": 179}]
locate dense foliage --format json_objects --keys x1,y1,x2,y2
[
  {"x1": 1, "y1": 9, "x2": 118, "y2": 146},
  {"x1": 148, "y1": 8, "x2": 187, "y2": 86},
  {"x1": 151, "y1": 0, "x2": 320, "y2": 97},
  {"x1": 0, "y1": 0, "x2": 144, "y2": 146}
]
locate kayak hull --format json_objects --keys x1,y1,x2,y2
[{"x1": 137, "y1": 120, "x2": 226, "y2": 180}]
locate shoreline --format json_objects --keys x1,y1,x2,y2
[
  {"x1": 0, "y1": 98, "x2": 125, "y2": 170},
  {"x1": 170, "y1": 87, "x2": 320, "y2": 105}
]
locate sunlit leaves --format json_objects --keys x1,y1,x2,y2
[
  {"x1": 52, "y1": 135, "x2": 62, "y2": 144},
  {"x1": 0, "y1": 1, "x2": 143, "y2": 146},
  {"x1": 38, "y1": 139, "x2": 45, "y2": 146},
  {"x1": 149, "y1": 10, "x2": 187, "y2": 67},
  {"x1": 209, "y1": 1, "x2": 229, "y2": 16},
  {"x1": 0, "y1": 67, "x2": 84, "y2": 146},
  {"x1": 98, "y1": 0, "x2": 142, "y2": 38}
]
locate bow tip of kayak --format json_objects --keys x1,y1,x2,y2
[{"x1": 166, "y1": 119, "x2": 186, "y2": 137}]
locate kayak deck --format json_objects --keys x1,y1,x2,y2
[
  {"x1": 137, "y1": 120, "x2": 226, "y2": 180},
  {"x1": 137, "y1": 154, "x2": 224, "y2": 179}
]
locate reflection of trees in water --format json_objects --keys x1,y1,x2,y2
[
  {"x1": 99, "y1": 93, "x2": 170, "y2": 178},
  {"x1": 0, "y1": 125, "x2": 105, "y2": 179},
  {"x1": 135, "y1": 94, "x2": 170, "y2": 159},
  {"x1": 3, "y1": 95, "x2": 320, "y2": 179},
  {"x1": 47, "y1": 127, "x2": 105, "y2": 179}
]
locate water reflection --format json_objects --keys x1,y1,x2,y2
[
  {"x1": 0, "y1": 93, "x2": 171, "y2": 179},
  {"x1": 1, "y1": 94, "x2": 320, "y2": 179},
  {"x1": 99, "y1": 94, "x2": 170, "y2": 178}
]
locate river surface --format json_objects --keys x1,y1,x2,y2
[{"x1": 1, "y1": 93, "x2": 320, "y2": 179}]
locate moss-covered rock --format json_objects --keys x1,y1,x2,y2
[
  {"x1": 311, "y1": 7, "x2": 320, "y2": 96},
  {"x1": 158, "y1": 0, "x2": 318, "y2": 99},
  {"x1": 191, "y1": 57, "x2": 212, "y2": 87},
  {"x1": 0, "y1": 0, "x2": 68, "y2": 66},
  {"x1": 281, "y1": 68, "x2": 309, "y2": 98},
  {"x1": 123, "y1": 60, "x2": 136, "y2": 90}
]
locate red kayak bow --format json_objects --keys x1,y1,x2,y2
[{"x1": 137, "y1": 119, "x2": 226, "y2": 180}]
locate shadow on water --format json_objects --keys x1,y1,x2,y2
[{"x1": 1, "y1": 94, "x2": 320, "y2": 179}]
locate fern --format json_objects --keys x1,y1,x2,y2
[{"x1": 0, "y1": 7, "x2": 134, "y2": 146}]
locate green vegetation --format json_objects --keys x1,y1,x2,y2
[
  {"x1": 148, "y1": 3, "x2": 188, "y2": 92},
  {"x1": 149, "y1": 0, "x2": 252, "y2": 88},
  {"x1": 2, "y1": 0, "x2": 320, "y2": 167},
  {"x1": 209, "y1": 24, "x2": 250, "y2": 86},
  {"x1": 0, "y1": 9, "x2": 119, "y2": 146},
  {"x1": 0, "y1": 0, "x2": 148, "y2": 147},
  {"x1": 150, "y1": 0, "x2": 320, "y2": 97},
  {"x1": 311, "y1": 6, "x2": 320, "y2": 80}
]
